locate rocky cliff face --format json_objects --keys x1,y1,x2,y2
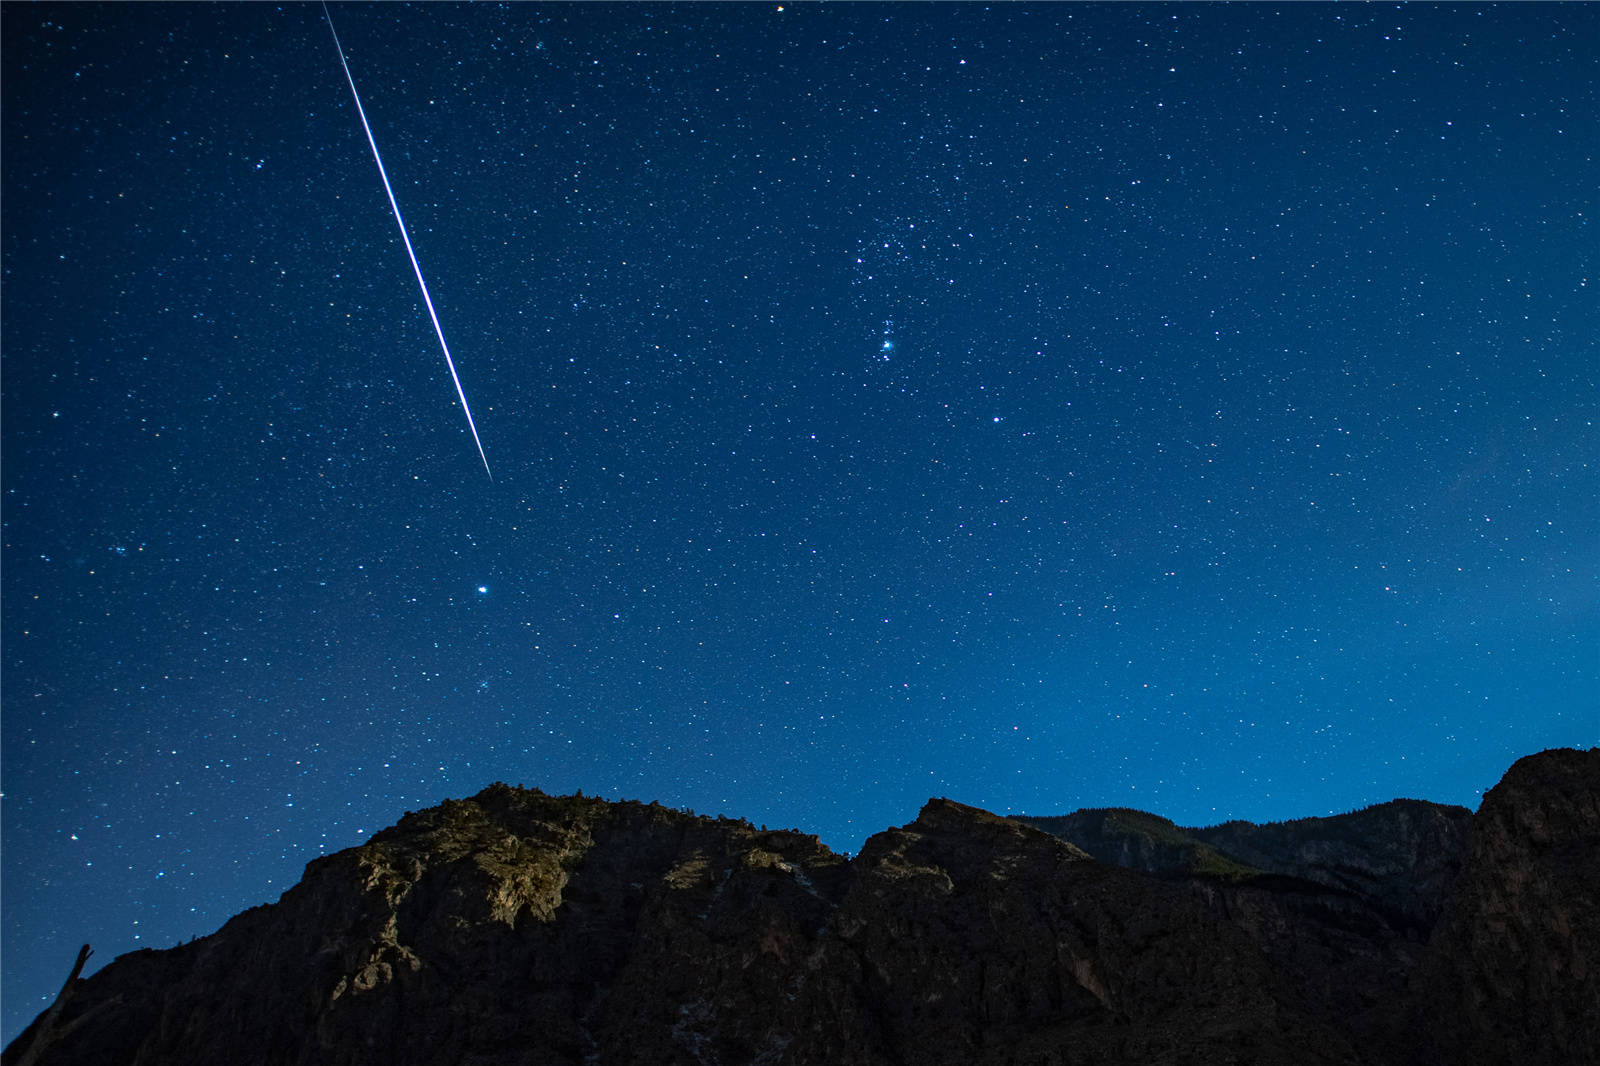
[
  {"x1": 1019, "y1": 796, "x2": 1473, "y2": 932},
  {"x1": 1407, "y1": 749, "x2": 1600, "y2": 1066},
  {"x1": 7, "y1": 749, "x2": 1597, "y2": 1066},
  {"x1": 1189, "y1": 799, "x2": 1474, "y2": 933},
  {"x1": 1017, "y1": 794, "x2": 1476, "y2": 1048}
]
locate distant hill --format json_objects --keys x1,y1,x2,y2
[{"x1": 7, "y1": 749, "x2": 1597, "y2": 1066}]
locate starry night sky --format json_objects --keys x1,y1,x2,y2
[{"x1": 3, "y1": 1, "x2": 1597, "y2": 1039}]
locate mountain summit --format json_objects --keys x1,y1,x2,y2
[{"x1": 7, "y1": 749, "x2": 1597, "y2": 1066}]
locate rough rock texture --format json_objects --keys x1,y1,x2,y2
[
  {"x1": 7, "y1": 749, "x2": 1597, "y2": 1066},
  {"x1": 1017, "y1": 796, "x2": 1476, "y2": 1048},
  {"x1": 1189, "y1": 799, "x2": 1474, "y2": 934},
  {"x1": 1016, "y1": 808, "x2": 1267, "y2": 881},
  {"x1": 1406, "y1": 748, "x2": 1600, "y2": 1066},
  {"x1": 1019, "y1": 797, "x2": 1473, "y2": 932}
]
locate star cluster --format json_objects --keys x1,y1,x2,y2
[{"x1": 3, "y1": 2, "x2": 1596, "y2": 1041}]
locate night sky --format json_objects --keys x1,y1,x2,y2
[{"x1": 4, "y1": 1, "x2": 1597, "y2": 1039}]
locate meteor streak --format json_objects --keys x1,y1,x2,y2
[{"x1": 321, "y1": 2, "x2": 492, "y2": 480}]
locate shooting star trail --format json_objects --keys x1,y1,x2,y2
[{"x1": 322, "y1": 2, "x2": 492, "y2": 480}]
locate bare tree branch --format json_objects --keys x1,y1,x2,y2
[{"x1": 11, "y1": 945, "x2": 92, "y2": 1066}]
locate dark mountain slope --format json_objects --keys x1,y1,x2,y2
[
  {"x1": 1017, "y1": 792, "x2": 1476, "y2": 1045},
  {"x1": 1406, "y1": 748, "x2": 1600, "y2": 1065},
  {"x1": 8, "y1": 749, "x2": 1596, "y2": 1066}
]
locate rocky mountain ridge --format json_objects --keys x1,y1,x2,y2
[{"x1": 7, "y1": 748, "x2": 1597, "y2": 1066}]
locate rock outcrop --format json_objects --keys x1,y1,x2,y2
[
  {"x1": 1406, "y1": 749, "x2": 1600, "y2": 1065},
  {"x1": 1016, "y1": 794, "x2": 1476, "y2": 1038},
  {"x1": 6, "y1": 749, "x2": 1596, "y2": 1066}
]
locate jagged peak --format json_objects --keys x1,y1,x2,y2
[{"x1": 6, "y1": 751, "x2": 1594, "y2": 1066}]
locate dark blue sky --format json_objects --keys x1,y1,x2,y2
[{"x1": 3, "y1": 1, "x2": 1596, "y2": 1040}]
